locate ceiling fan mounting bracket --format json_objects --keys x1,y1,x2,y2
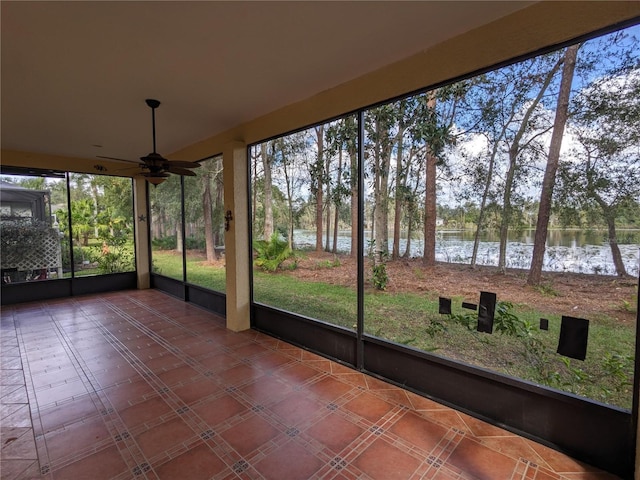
[{"x1": 145, "y1": 99, "x2": 160, "y2": 109}]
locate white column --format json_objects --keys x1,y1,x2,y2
[{"x1": 223, "y1": 141, "x2": 250, "y2": 331}]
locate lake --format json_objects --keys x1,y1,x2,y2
[{"x1": 293, "y1": 229, "x2": 640, "y2": 277}]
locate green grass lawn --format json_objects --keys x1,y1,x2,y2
[
  {"x1": 152, "y1": 250, "x2": 226, "y2": 292},
  {"x1": 152, "y1": 249, "x2": 636, "y2": 410},
  {"x1": 260, "y1": 271, "x2": 636, "y2": 410}
]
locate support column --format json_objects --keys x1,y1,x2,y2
[
  {"x1": 133, "y1": 177, "x2": 150, "y2": 289},
  {"x1": 223, "y1": 141, "x2": 250, "y2": 331}
]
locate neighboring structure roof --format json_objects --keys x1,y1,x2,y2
[{"x1": 0, "y1": 181, "x2": 48, "y2": 202}]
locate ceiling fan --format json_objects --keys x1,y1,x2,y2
[{"x1": 98, "y1": 99, "x2": 201, "y2": 185}]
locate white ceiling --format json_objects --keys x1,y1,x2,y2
[{"x1": 1, "y1": 1, "x2": 531, "y2": 165}]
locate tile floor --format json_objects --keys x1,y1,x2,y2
[{"x1": 0, "y1": 289, "x2": 621, "y2": 480}]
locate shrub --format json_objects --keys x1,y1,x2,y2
[
  {"x1": 94, "y1": 230, "x2": 134, "y2": 274},
  {"x1": 185, "y1": 237, "x2": 206, "y2": 250},
  {"x1": 152, "y1": 236, "x2": 177, "y2": 250},
  {"x1": 253, "y1": 233, "x2": 293, "y2": 272},
  {"x1": 0, "y1": 219, "x2": 51, "y2": 263}
]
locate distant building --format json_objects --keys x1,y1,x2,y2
[
  {"x1": 1, "y1": 181, "x2": 62, "y2": 282},
  {"x1": 0, "y1": 181, "x2": 50, "y2": 222}
]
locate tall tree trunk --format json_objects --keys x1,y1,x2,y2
[
  {"x1": 498, "y1": 57, "x2": 562, "y2": 272},
  {"x1": 404, "y1": 153, "x2": 421, "y2": 258},
  {"x1": 605, "y1": 214, "x2": 628, "y2": 277},
  {"x1": 370, "y1": 203, "x2": 376, "y2": 243},
  {"x1": 392, "y1": 126, "x2": 406, "y2": 260},
  {"x1": 373, "y1": 117, "x2": 391, "y2": 259},
  {"x1": 498, "y1": 154, "x2": 517, "y2": 272},
  {"x1": 316, "y1": 188, "x2": 324, "y2": 252},
  {"x1": 283, "y1": 153, "x2": 294, "y2": 250},
  {"x1": 593, "y1": 197, "x2": 628, "y2": 277},
  {"x1": 152, "y1": 210, "x2": 160, "y2": 238},
  {"x1": 315, "y1": 125, "x2": 325, "y2": 251},
  {"x1": 339, "y1": 117, "x2": 358, "y2": 257},
  {"x1": 203, "y1": 175, "x2": 216, "y2": 262},
  {"x1": 404, "y1": 198, "x2": 415, "y2": 258},
  {"x1": 423, "y1": 151, "x2": 437, "y2": 265},
  {"x1": 214, "y1": 162, "x2": 224, "y2": 247},
  {"x1": 350, "y1": 148, "x2": 358, "y2": 257},
  {"x1": 252, "y1": 150, "x2": 258, "y2": 229},
  {"x1": 90, "y1": 182, "x2": 100, "y2": 238},
  {"x1": 277, "y1": 138, "x2": 294, "y2": 249},
  {"x1": 261, "y1": 143, "x2": 274, "y2": 241},
  {"x1": 325, "y1": 196, "x2": 331, "y2": 251},
  {"x1": 471, "y1": 133, "x2": 503, "y2": 267},
  {"x1": 404, "y1": 217, "x2": 413, "y2": 258},
  {"x1": 176, "y1": 223, "x2": 183, "y2": 253},
  {"x1": 332, "y1": 148, "x2": 343, "y2": 254},
  {"x1": 423, "y1": 94, "x2": 437, "y2": 266},
  {"x1": 325, "y1": 140, "x2": 332, "y2": 252},
  {"x1": 528, "y1": 44, "x2": 579, "y2": 285},
  {"x1": 158, "y1": 209, "x2": 165, "y2": 238}
]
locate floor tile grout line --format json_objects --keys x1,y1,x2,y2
[
  {"x1": 77, "y1": 303, "x2": 210, "y2": 479},
  {"x1": 126, "y1": 294, "x2": 227, "y2": 339},
  {"x1": 55, "y1": 374, "x2": 157, "y2": 477},
  {"x1": 104, "y1": 296, "x2": 320, "y2": 478},
  {"x1": 417, "y1": 428, "x2": 466, "y2": 479},
  {"x1": 102, "y1": 298, "x2": 297, "y2": 413},
  {"x1": 105, "y1": 294, "x2": 478, "y2": 480},
  {"x1": 0, "y1": 312, "x2": 36, "y2": 477},
  {"x1": 100, "y1": 295, "x2": 390, "y2": 479},
  {"x1": 311, "y1": 391, "x2": 457, "y2": 475},
  {"x1": 12, "y1": 306, "x2": 55, "y2": 479},
  {"x1": 28, "y1": 299, "x2": 146, "y2": 478},
  {"x1": 81, "y1": 300, "x2": 214, "y2": 480},
  {"x1": 90, "y1": 297, "x2": 248, "y2": 478},
  {"x1": 36, "y1": 298, "x2": 162, "y2": 480},
  {"x1": 99, "y1": 297, "x2": 235, "y2": 377},
  {"x1": 5, "y1": 291, "x2": 616, "y2": 480}
]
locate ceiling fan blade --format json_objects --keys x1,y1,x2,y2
[
  {"x1": 164, "y1": 160, "x2": 201, "y2": 169},
  {"x1": 166, "y1": 167, "x2": 197, "y2": 176}
]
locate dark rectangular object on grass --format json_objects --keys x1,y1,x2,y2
[
  {"x1": 477, "y1": 291, "x2": 496, "y2": 334},
  {"x1": 439, "y1": 297, "x2": 452, "y2": 315},
  {"x1": 557, "y1": 316, "x2": 589, "y2": 361}
]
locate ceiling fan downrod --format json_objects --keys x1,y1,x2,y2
[{"x1": 145, "y1": 99, "x2": 161, "y2": 155}]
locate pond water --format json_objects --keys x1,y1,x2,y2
[{"x1": 293, "y1": 229, "x2": 640, "y2": 277}]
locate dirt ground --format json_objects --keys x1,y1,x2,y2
[{"x1": 281, "y1": 251, "x2": 638, "y2": 324}]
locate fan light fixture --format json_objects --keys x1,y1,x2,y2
[
  {"x1": 146, "y1": 176, "x2": 167, "y2": 186},
  {"x1": 142, "y1": 170, "x2": 170, "y2": 186}
]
